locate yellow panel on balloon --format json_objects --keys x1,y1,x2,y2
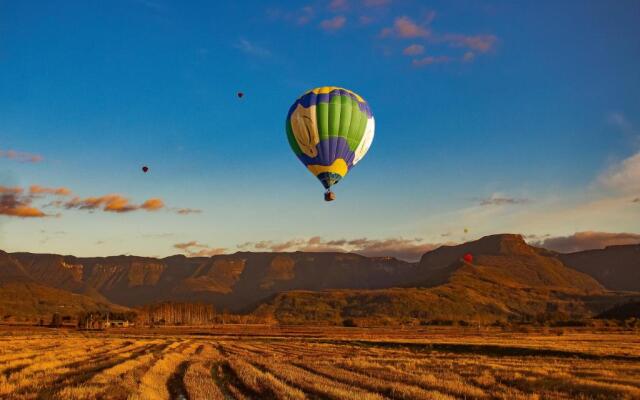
[{"x1": 307, "y1": 159, "x2": 349, "y2": 177}]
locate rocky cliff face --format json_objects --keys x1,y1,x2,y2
[
  {"x1": 9, "y1": 250, "x2": 414, "y2": 310},
  {"x1": 3, "y1": 234, "x2": 636, "y2": 322},
  {"x1": 558, "y1": 245, "x2": 640, "y2": 291}
]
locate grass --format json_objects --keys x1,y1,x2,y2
[{"x1": 0, "y1": 326, "x2": 638, "y2": 399}]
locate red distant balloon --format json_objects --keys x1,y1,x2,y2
[
  {"x1": 463, "y1": 253, "x2": 473, "y2": 263},
  {"x1": 237, "y1": 92, "x2": 244, "y2": 98},
  {"x1": 142, "y1": 166, "x2": 149, "y2": 173}
]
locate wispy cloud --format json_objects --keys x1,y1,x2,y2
[
  {"x1": 267, "y1": 6, "x2": 314, "y2": 26},
  {"x1": 462, "y1": 51, "x2": 475, "y2": 62},
  {"x1": 478, "y1": 195, "x2": 531, "y2": 206},
  {"x1": 173, "y1": 241, "x2": 226, "y2": 257},
  {"x1": 59, "y1": 194, "x2": 168, "y2": 213},
  {"x1": 402, "y1": 44, "x2": 424, "y2": 56},
  {"x1": 608, "y1": 112, "x2": 636, "y2": 136},
  {"x1": 532, "y1": 231, "x2": 640, "y2": 253},
  {"x1": 363, "y1": 0, "x2": 391, "y2": 6},
  {"x1": 320, "y1": 15, "x2": 346, "y2": 31},
  {"x1": 329, "y1": 0, "x2": 348, "y2": 12},
  {"x1": 174, "y1": 207, "x2": 202, "y2": 215},
  {"x1": 412, "y1": 55, "x2": 450, "y2": 67},
  {"x1": 235, "y1": 38, "x2": 271, "y2": 57},
  {"x1": 62, "y1": 194, "x2": 139, "y2": 213},
  {"x1": 359, "y1": 15, "x2": 374, "y2": 25},
  {"x1": 29, "y1": 185, "x2": 72, "y2": 196},
  {"x1": 238, "y1": 236, "x2": 444, "y2": 262},
  {"x1": 439, "y1": 33, "x2": 497, "y2": 53},
  {"x1": 378, "y1": 11, "x2": 497, "y2": 67},
  {"x1": 598, "y1": 152, "x2": 640, "y2": 194},
  {"x1": 0, "y1": 149, "x2": 43, "y2": 163},
  {"x1": 380, "y1": 16, "x2": 430, "y2": 38}
]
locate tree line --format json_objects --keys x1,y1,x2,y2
[{"x1": 136, "y1": 302, "x2": 217, "y2": 326}]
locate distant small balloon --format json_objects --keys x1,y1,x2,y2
[
  {"x1": 464, "y1": 228, "x2": 469, "y2": 234},
  {"x1": 142, "y1": 166, "x2": 149, "y2": 173},
  {"x1": 463, "y1": 253, "x2": 473, "y2": 263},
  {"x1": 237, "y1": 92, "x2": 244, "y2": 98}
]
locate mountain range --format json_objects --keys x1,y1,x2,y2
[{"x1": 1, "y1": 234, "x2": 638, "y2": 324}]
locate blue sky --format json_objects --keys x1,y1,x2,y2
[{"x1": 1, "y1": 0, "x2": 639, "y2": 260}]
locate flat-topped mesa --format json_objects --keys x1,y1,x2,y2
[
  {"x1": 474, "y1": 234, "x2": 539, "y2": 256},
  {"x1": 418, "y1": 234, "x2": 536, "y2": 269}
]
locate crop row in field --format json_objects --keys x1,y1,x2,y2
[{"x1": 0, "y1": 329, "x2": 639, "y2": 399}]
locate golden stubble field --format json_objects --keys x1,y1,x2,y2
[{"x1": 0, "y1": 326, "x2": 639, "y2": 400}]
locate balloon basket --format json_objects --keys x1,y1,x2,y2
[{"x1": 324, "y1": 191, "x2": 336, "y2": 202}]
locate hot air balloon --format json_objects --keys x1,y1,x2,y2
[
  {"x1": 142, "y1": 166, "x2": 149, "y2": 173},
  {"x1": 285, "y1": 86, "x2": 374, "y2": 201},
  {"x1": 463, "y1": 253, "x2": 473, "y2": 263},
  {"x1": 237, "y1": 92, "x2": 244, "y2": 98}
]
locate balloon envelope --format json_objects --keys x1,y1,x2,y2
[
  {"x1": 285, "y1": 86, "x2": 374, "y2": 190},
  {"x1": 142, "y1": 166, "x2": 149, "y2": 173},
  {"x1": 463, "y1": 253, "x2": 473, "y2": 263}
]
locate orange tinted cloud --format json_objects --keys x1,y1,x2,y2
[
  {"x1": 63, "y1": 194, "x2": 157, "y2": 213},
  {"x1": 0, "y1": 194, "x2": 47, "y2": 218},
  {"x1": 141, "y1": 198, "x2": 164, "y2": 211},
  {"x1": 3, "y1": 184, "x2": 187, "y2": 217},
  {"x1": 60, "y1": 194, "x2": 168, "y2": 213},
  {"x1": 0, "y1": 186, "x2": 23, "y2": 194},
  {"x1": 173, "y1": 241, "x2": 226, "y2": 257},
  {"x1": 0, "y1": 149, "x2": 43, "y2": 163},
  {"x1": 29, "y1": 185, "x2": 72, "y2": 196}
]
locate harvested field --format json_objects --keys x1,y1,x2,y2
[{"x1": 0, "y1": 326, "x2": 638, "y2": 399}]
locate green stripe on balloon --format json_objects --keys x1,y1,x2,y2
[
  {"x1": 285, "y1": 119, "x2": 302, "y2": 155},
  {"x1": 316, "y1": 102, "x2": 329, "y2": 142},
  {"x1": 339, "y1": 95, "x2": 353, "y2": 141}
]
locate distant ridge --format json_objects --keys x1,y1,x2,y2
[
  {"x1": 558, "y1": 244, "x2": 640, "y2": 291},
  {"x1": 2, "y1": 234, "x2": 639, "y2": 323},
  {"x1": 256, "y1": 234, "x2": 613, "y2": 324},
  {"x1": 0, "y1": 251, "x2": 126, "y2": 321}
]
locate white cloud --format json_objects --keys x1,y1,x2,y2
[
  {"x1": 235, "y1": 39, "x2": 271, "y2": 57},
  {"x1": 598, "y1": 152, "x2": 640, "y2": 194}
]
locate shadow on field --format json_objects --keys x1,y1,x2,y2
[
  {"x1": 167, "y1": 360, "x2": 189, "y2": 400},
  {"x1": 316, "y1": 339, "x2": 640, "y2": 361}
]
